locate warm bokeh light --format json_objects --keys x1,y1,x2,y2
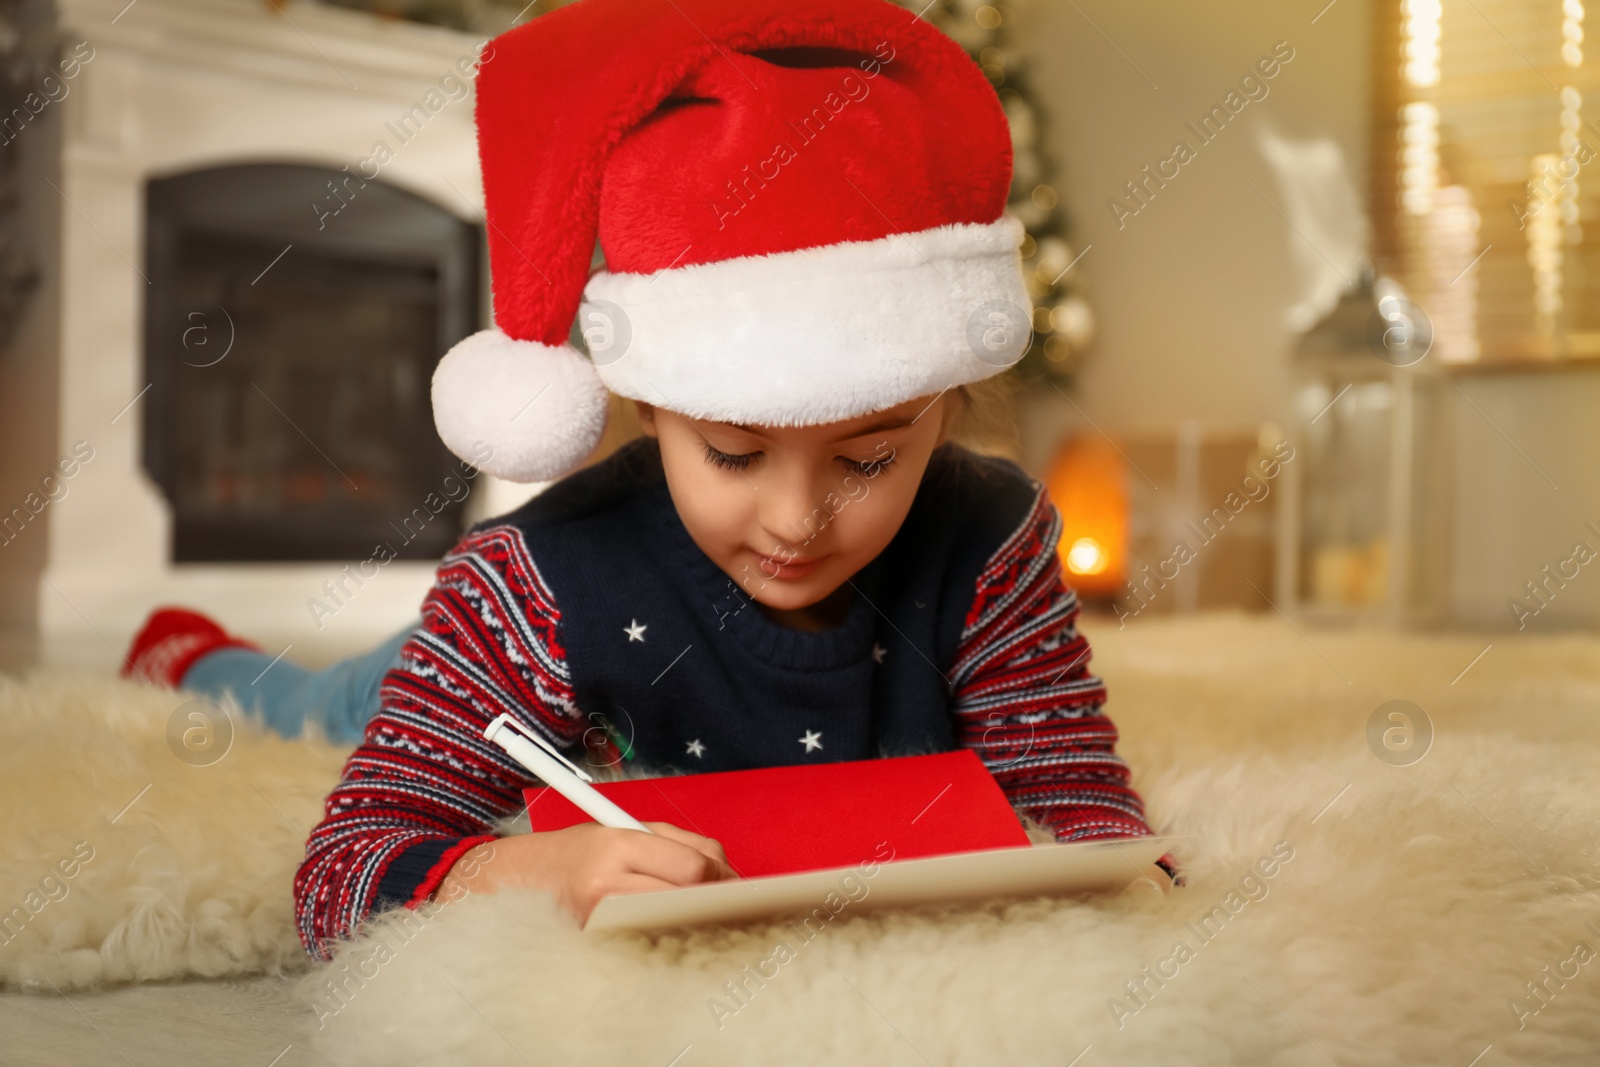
[
  {"x1": 1401, "y1": 0, "x2": 1441, "y2": 87},
  {"x1": 1387, "y1": 0, "x2": 1600, "y2": 360},
  {"x1": 1043, "y1": 433, "x2": 1128, "y2": 599},
  {"x1": 1066, "y1": 536, "x2": 1108, "y2": 576},
  {"x1": 1563, "y1": 0, "x2": 1585, "y2": 68},
  {"x1": 1399, "y1": 100, "x2": 1439, "y2": 215}
]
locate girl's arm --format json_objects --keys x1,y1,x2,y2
[
  {"x1": 294, "y1": 525, "x2": 733, "y2": 957},
  {"x1": 291, "y1": 531, "x2": 732, "y2": 953},
  {"x1": 292, "y1": 525, "x2": 590, "y2": 959},
  {"x1": 949, "y1": 486, "x2": 1179, "y2": 882}
]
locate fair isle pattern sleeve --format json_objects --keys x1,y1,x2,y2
[
  {"x1": 292, "y1": 524, "x2": 584, "y2": 959},
  {"x1": 949, "y1": 486, "x2": 1156, "y2": 845}
]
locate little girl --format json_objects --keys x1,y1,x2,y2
[{"x1": 124, "y1": 0, "x2": 1175, "y2": 959}]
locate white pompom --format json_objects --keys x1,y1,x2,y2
[{"x1": 431, "y1": 328, "x2": 610, "y2": 483}]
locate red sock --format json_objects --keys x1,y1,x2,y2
[{"x1": 121, "y1": 607, "x2": 257, "y2": 688}]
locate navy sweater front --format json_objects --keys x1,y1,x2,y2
[{"x1": 493, "y1": 436, "x2": 1039, "y2": 774}]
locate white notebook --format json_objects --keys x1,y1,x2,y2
[{"x1": 584, "y1": 835, "x2": 1178, "y2": 934}]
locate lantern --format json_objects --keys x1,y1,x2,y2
[{"x1": 1280, "y1": 269, "x2": 1451, "y2": 626}]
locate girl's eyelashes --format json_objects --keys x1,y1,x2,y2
[
  {"x1": 700, "y1": 441, "x2": 902, "y2": 476},
  {"x1": 703, "y1": 441, "x2": 759, "y2": 471},
  {"x1": 844, "y1": 448, "x2": 897, "y2": 477},
  {"x1": 699, "y1": 442, "x2": 899, "y2": 476}
]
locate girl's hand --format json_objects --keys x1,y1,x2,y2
[{"x1": 437, "y1": 822, "x2": 738, "y2": 925}]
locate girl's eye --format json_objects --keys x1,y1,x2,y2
[
  {"x1": 703, "y1": 442, "x2": 759, "y2": 471},
  {"x1": 701, "y1": 442, "x2": 897, "y2": 476},
  {"x1": 843, "y1": 448, "x2": 897, "y2": 477}
]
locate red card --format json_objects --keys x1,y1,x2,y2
[{"x1": 522, "y1": 749, "x2": 1030, "y2": 878}]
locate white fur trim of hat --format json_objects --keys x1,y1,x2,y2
[{"x1": 580, "y1": 215, "x2": 1032, "y2": 426}]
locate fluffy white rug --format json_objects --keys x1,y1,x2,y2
[
  {"x1": 0, "y1": 676, "x2": 348, "y2": 988},
  {"x1": 4, "y1": 613, "x2": 1599, "y2": 1065}
]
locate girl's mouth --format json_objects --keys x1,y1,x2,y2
[{"x1": 756, "y1": 551, "x2": 828, "y2": 580}]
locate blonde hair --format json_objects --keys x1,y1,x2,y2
[{"x1": 944, "y1": 372, "x2": 1021, "y2": 460}]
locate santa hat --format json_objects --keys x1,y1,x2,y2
[{"x1": 433, "y1": 0, "x2": 1032, "y2": 483}]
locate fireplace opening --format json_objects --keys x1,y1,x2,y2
[{"x1": 143, "y1": 163, "x2": 483, "y2": 563}]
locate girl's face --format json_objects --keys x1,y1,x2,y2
[{"x1": 638, "y1": 393, "x2": 953, "y2": 623}]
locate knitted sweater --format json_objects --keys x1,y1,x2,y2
[{"x1": 293, "y1": 438, "x2": 1157, "y2": 959}]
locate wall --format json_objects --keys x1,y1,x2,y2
[
  {"x1": 1449, "y1": 369, "x2": 1600, "y2": 631},
  {"x1": 1012, "y1": 0, "x2": 1375, "y2": 465},
  {"x1": 0, "y1": 52, "x2": 63, "y2": 671},
  {"x1": 1013, "y1": 0, "x2": 1600, "y2": 634}
]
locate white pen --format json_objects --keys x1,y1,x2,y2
[{"x1": 482, "y1": 713, "x2": 653, "y2": 834}]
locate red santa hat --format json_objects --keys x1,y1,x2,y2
[{"x1": 433, "y1": 0, "x2": 1032, "y2": 483}]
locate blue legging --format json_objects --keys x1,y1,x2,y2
[{"x1": 181, "y1": 622, "x2": 416, "y2": 744}]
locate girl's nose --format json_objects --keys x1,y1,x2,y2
[{"x1": 756, "y1": 458, "x2": 837, "y2": 548}]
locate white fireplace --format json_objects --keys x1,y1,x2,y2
[{"x1": 6, "y1": 0, "x2": 531, "y2": 670}]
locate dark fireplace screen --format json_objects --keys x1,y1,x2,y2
[{"x1": 143, "y1": 163, "x2": 482, "y2": 562}]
